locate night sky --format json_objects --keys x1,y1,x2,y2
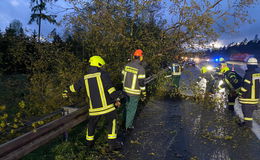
[{"x1": 0, "y1": 0, "x2": 260, "y2": 47}]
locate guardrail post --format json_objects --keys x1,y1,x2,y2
[
  {"x1": 62, "y1": 109, "x2": 69, "y2": 141},
  {"x1": 62, "y1": 106, "x2": 80, "y2": 141}
]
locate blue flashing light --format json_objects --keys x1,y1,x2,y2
[{"x1": 215, "y1": 58, "x2": 219, "y2": 62}]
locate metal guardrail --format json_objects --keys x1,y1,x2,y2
[{"x1": 0, "y1": 107, "x2": 88, "y2": 160}]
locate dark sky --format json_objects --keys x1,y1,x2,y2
[
  {"x1": 0, "y1": 0, "x2": 259, "y2": 47},
  {"x1": 218, "y1": 3, "x2": 260, "y2": 46}
]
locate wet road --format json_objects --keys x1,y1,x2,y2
[{"x1": 117, "y1": 65, "x2": 260, "y2": 160}]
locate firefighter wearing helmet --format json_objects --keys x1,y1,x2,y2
[
  {"x1": 238, "y1": 57, "x2": 260, "y2": 127},
  {"x1": 218, "y1": 65, "x2": 242, "y2": 112},
  {"x1": 62, "y1": 56, "x2": 122, "y2": 150},
  {"x1": 122, "y1": 49, "x2": 146, "y2": 131},
  {"x1": 215, "y1": 57, "x2": 227, "y2": 76}
]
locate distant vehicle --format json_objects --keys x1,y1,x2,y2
[
  {"x1": 230, "y1": 53, "x2": 254, "y2": 62},
  {"x1": 185, "y1": 60, "x2": 195, "y2": 67}
]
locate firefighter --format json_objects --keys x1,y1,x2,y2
[
  {"x1": 62, "y1": 56, "x2": 122, "y2": 150},
  {"x1": 215, "y1": 57, "x2": 227, "y2": 76},
  {"x1": 201, "y1": 66, "x2": 208, "y2": 74},
  {"x1": 122, "y1": 49, "x2": 146, "y2": 131},
  {"x1": 238, "y1": 57, "x2": 260, "y2": 127},
  {"x1": 218, "y1": 66, "x2": 242, "y2": 111}
]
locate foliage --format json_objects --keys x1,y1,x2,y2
[
  {"x1": 0, "y1": 100, "x2": 27, "y2": 143},
  {"x1": 164, "y1": 0, "x2": 258, "y2": 50},
  {"x1": 24, "y1": 43, "x2": 85, "y2": 116},
  {"x1": 0, "y1": 29, "x2": 85, "y2": 143},
  {"x1": 64, "y1": 0, "x2": 169, "y2": 72},
  {"x1": 63, "y1": 0, "x2": 258, "y2": 74},
  {"x1": 0, "y1": 0, "x2": 259, "y2": 157},
  {"x1": 0, "y1": 21, "x2": 28, "y2": 74}
]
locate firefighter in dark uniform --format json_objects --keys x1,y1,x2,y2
[
  {"x1": 122, "y1": 49, "x2": 146, "y2": 130},
  {"x1": 62, "y1": 56, "x2": 122, "y2": 150},
  {"x1": 218, "y1": 66, "x2": 242, "y2": 111},
  {"x1": 239, "y1": 57, "x2": 260, "y2": 127}
]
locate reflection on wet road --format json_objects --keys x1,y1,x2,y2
[{"x1": 173, "y1": 100, "x2": 260, "y2": 160}]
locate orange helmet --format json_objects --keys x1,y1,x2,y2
[{"x1": 133, "y1": 49, "x2": 143, "y2": 57}]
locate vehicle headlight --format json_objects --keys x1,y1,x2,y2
[
  {"x1": 194, "y1": 58, "x2": 200, "y2": 63},
  {"x1": 206, "y1": 65, "x2": 213, "y2": 71}
]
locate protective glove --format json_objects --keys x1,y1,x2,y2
[
  {"x1": 115, "y1": 101, "x2": 121, "y2": 108},
  {"x1": 62, "y1": 90, "x2": 69, "y2": 98},
  {"x1": 114, "y1": 98, "x2": 121, "y2": 108}
]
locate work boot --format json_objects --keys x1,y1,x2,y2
[
  {"x1": 237, "y1": 121, "x2": 246, "y2": 127},
  {"x1": 124, "y1": 126, "x2": 134, "y2": 135},
  {"x1": 127, "y1": 126, "x2": 134, "y2": 132}
]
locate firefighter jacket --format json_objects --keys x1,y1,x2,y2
[
  {"x1": 219, "y1": 70, "x2": 242, "y2": 92},
  {"x1": 239, "y1": 65, "x2": 260, "y2": 105},
  {"x1": 122, "y1": 60, "x2": 146, "y2": 96},
  {"x1": 215, "y1": 62, "x2": 227, "y2": 76},
  {"x1": 68, "y1": 66, "x2": 118, "y2": 116}
]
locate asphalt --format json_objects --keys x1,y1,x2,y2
[
  {"x1": 116, "y1": 97, "x2": 260, "y2": 160},
  {"x1": 117, "y1": 97, "x2": 184, "y2": 160}
]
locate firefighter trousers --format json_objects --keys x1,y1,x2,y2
[
  {"x1": 228, "y1": 92, "x2": 237, "y2": 111},
  {"x1": 86, "y1": 110, "x2": 117, "y2": 142},
  {"x1": 124, "y1": 95, "x2": 140, "y2": 129},
  {"x1": 241, "y1": 104, "x2": 257, "y2": 127}
]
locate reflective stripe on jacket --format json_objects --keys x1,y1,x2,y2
[
  {"x1": 219, "y1": 70, "x2": 242, "y2": 92},
  {"x1": 68, "y1": 66, "x2": 118, "y2": 116},
  {"x1": 219, "y1": 70, "x2": 242, "y2": 91},
  {"x1": 239, "y1": 67, "x2": 260, "y2": 105},
  {"x1": 122, "y1": 60, "x2": 146, "y2": 96}
]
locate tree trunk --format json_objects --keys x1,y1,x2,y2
[{"x1": 38, "y1": 10, "x2": 42, "y2": 42}]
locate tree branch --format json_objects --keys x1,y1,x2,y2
[{"x1": 203, "y1": 0, "x2": 223, "y2": 15}]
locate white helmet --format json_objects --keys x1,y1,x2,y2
[{"x1": 247, "y1": 57, "x2": 258, "y2": 65}]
